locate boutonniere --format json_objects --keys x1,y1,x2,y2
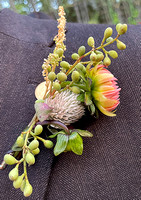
[{"x1": 0, "y1": 6, "x2": 127, "y2": 197}]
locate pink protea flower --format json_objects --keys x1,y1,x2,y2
[{"x1": 87, "y1": 65, "x2": 121, "y2": 116}]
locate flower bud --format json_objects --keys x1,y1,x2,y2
[
  {"x1": 71, "y1": 86, "x2": 81, "y2": 94},
  {"x1": 71, "y1": 53, "x2": 79, "y2": 60},
  {"x1": 48, "y1": 72, "x2": 56, "y2": 81},
  {"x1": 16, "y1": 135, "x2": 24, "y2": 147},
  {"x1": 13, "y1": 174, "x2": 24, "y2": 189},
  {"x1": 90, "y1": 52, "x2": 96, "y2": 61},
  {"x1": 53, "y1": 82, "x2": 61, "y2": 91},
  {"x1": 56, "y1": 48, "x2": 64, "y2": 57},
  {"x1": 28, "y1": 140, "x2": 39, "y2": 150},
  {"x1": 57, "y1": 72, "x2": 67, "y2": 82},
  {"x1": 9, "y1": 167, "x2": 19, "y2": 181},
  {"x1": 117, "y1": 40, "x2": 126, "y2": 50},
  {"x1": 44, "y1": 140, "x2": 54, "y2": 148},
  {"x1": 103, "y1": 56, "x2": 111, "y2": 67},
  {"x1": 34, "y1": 124, "x2": 43, "y2": 135},
  {"x1": 82, "y1": 66, "x2": 86, "y2": 74},
  {"x1": 95, "y1": 54, "x2": 104, "y2": 62},
  {"x1": 32, "y1": 148, "x2": 40, "y2": 155},
  {"x1": 60, "y1": 61, "x2": 70, "y2": 70},
  {"x1": 20, "y1": 179, "x2": 26, "y2": 192},
  {"x1": 104, "y1": 27, "x2": 113, "y2": 39},
  {"x1": 116, "y1": 23, "x2": 122, "y2": 33},
  {"x1": 109, "y1": 50, "x2": 118, "y2": 59},
  {"x1": 106, "y1": 37, "x2": 113, "y2": 43},
  {"x1": 24, "y1": 182, "x2": 33, "y2": 197},
  {"x1": 117, "y1": 24, "x2": 127, "y2": 35},
  {"x1": 71, "y1": 71, "x2": 80, "y2": 82},
  {"x1": 47, "y1": 65, "x2": 51, "y2": 72},
  {"x1": 76, "y1": 63, "x2": 84, "y2": 71},
  {"x1": 25, "y1": 152, "x2": 35, "y2": 165},
  {"x1": 78, "y1": 46, "x2": 86, "y2": 56},
  {"x1": 4, "y1": 154, "x2": 18, "y2": 165},
  {"x1": 87, "y1": 36, "x2": 95, "y2": 47}
]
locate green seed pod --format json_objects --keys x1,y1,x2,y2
[
  {"x1": 25, "y1": 152, "x2": 35, "y2": 165},
  {"x1": 104, "y1": 27, "x2": 113, "y2": 39},
  {"x1": 95, "y1": 53, "x2": 104, "y2": 62},
  {"x1": 24, "y1": 182, "x2": 33, "y2": 197},
  {"x1": 28, "y1": 140, "x2": 39, "y2": 150},
  {"x1": 55, "y1": 48, "x2": 64, "y2": 57},
  {"x1": 9, "y1": 167, "x2": 19, "y2": 181},
  {"x1": 90, "y1": 52, "x2": 96, "y2": 61},
  {"x1": 87, "y1": 36, "x2": 95, "y2": 47},
  {"x1": 57, "y1": 72, "x2": 67, "y2": 82},
  {"x1": 20, "y1": 179, "x2": 26, "y2": 192},
  {"x1": 60, "y1": 61, "x2": 70, "y2": 70},
  {"x1": 53, "y1": 82, "x2": 61, "y2": 91},
  {"x1": 44, "y1": 140, "x2": 54, "y2": 149},
  {"x1": 13, "y1": 174, "x2": 24, "y2": 189},
  {"x1": 34, "y1": 124, "x2": 43, "y2": 135},
  {"x1": 71, "y1": 71, "x2": 80, "y2": 82},
  {"x1": 116, "y1": 23, "x2": 122, "y2": 33},
  {"x1": 32, "y1": 148, "x2": 40, "y2": 155},
  {"x1": 4, "y1": 154, "x2": 18, "y2": 165},
  {"x1": 71, "y1": 53, "x2": 79, "y2": 60},
  {"x1": 117, "y1": 40, "x2": 126, "y2": 50},
  {"x1": 106, "y1": 37, "x2": 113, "y2": 43},
  {"x1": 103, "y1": 56, "x2": 111, "y2": 67},
  {"x1": 48, "y1": 72, "x2": 56, "y2": 81},
  {"x1": 16, "y1": 135, "x2": 24, "y2": 147},
  {"x1": 118, "y1": 24, "x2": 127, "y2": 35},
  {"x1": 71, "y1": 86, "x2": 81, "y2": 94},
  {"x1": 76, "y1": 63, "x2": 84, "y2": 71},
  {"x1": 82, "y1": 66, "x2": 86, "y2": 74},
  {"x1": 78, "y1": 46, "x2": 86, "y2": 56},
  {"x1": 109, "y1": 50, "x2": 118, "y2": 59},
  {"x1": 47, "y1": 65, "x2": 51, "y2": 72}
]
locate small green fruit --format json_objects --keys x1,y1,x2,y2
[
  {"x1": 53, "y1": 82, "x2": 61, "y2": 91},
  {"x1": 116, "y1": 23, "x2": 122, "y2": 33},
  {"x1": 71, "y1": 86, "x2": 81, "y2": 94},
  {"x1": 76, "y1": 63, "x2": 84, "y2": 71},
  {"x1": 28, "y1": 140, "x2": 39, "y2": 150},
  {"x1": 13, "y1": 174, "x2": 24, "y2": 189},
  {"x1": 109, "y1": 50, "x2": 118, "y2": 59},
  {"x1": 47, "y1": 65, "x2": 51, "y2": 72},
  {"x1": 44, "y1": 140, "x2": 54, "y2": 148},
  {"x1": 57, "y1": 72, "x2": 67, "y2": 82},
  {"x1": 25, "y1": 152, "x2": 35, "y2": 165},
  {"x1": 56, "y1": 48, "x2": 64, "y2": 57},
  {"x1": 106, "y1": 37, "x2": 113, "y2": 43},
  {"x1": 87, "y1": 36, "x2": 95, "y2": 47},
  {"x1": 9, "y1": 167, "x2": 19, "y2": 181},
  {"x1": 48, "y1": 72, "x2": 56, "y2": 81},
  {"x1": 103, "y1": 56, "x2": 111, "y2": 66},
  {"x1": 34, "y1": 124, "x2": 43, "y2": 135},
  {"x1": 117, "y1": 40, "x2": 126, "y2": 50},
  {"x1": 78, "y1": 46, "x2": 85, "y2": 56},
  {"x1": 71, "y1": 53, "x2": 79, "y2": 60},
  {"x1": 118, "y1": 24, "x2": 127, "y2": 35},
  {"x1": 90, "y1": 52, "x2": 96, "y2": 61},
  {"x1": 71, "y1": 71, "x2": 80, "y2": 82},
  {"x1": 60, "y1": 61, "x2": 70, "y2": 70},
  {"x1": 20, "y1": 179, "x2": 26, "y2": 192},
  {"x1": 24, "y1": 182, "x2": 33, "y2": 197},
  {"x1": 95, "y1": 54, "x2": 104, "y2": 62},
  {"x1": 104, "y1": 27, "x2": 113, "y2": 39},
  {"x1": 16, "y1": 135, "x2": 24, "y2": 147},
  {"x1": 32, "y1": 148, "x2": 40, "y2": 155},
  {"x1": 4, "y1": 154, "x2": 18, "y2": 165}
]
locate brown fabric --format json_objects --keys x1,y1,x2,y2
[{"x1": 0, "y1": 9, "x2": 140, "y2": 200}]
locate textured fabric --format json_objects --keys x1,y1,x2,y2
[{"x1": 0, "y1": 9, "x2": 141, "y2": 200}]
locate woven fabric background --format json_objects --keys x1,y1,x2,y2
[{"x1": 0, "y1": 9, "x2": 140, "y2": 200}]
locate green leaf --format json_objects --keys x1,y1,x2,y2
[
  {"x1": 69, "y1": 132, "x2": 83, "y2": 155},
  {"x1": 54, "y1": 134, "x2": 68, "y2": 156},
  {"x1": 85, "y1": 92, "x2": 93, "y2": 106},
  {"x1": 77, "y1": 93, "x2": 85, "y2": 102},
  {"x1": 88, "y1": 103, "x2": 95, "y2": 115},
  {"x1": 77, "y1": 68, "x2": 87, "y2": 82},
  {"x1": 48, "y1": 133, "x2": 59, "y2": 138},
  {"x1": 75, "y1": 129, "x2": 93, "y2": 137}
]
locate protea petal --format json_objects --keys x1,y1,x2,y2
[{"x1": 95, "y1": 102, "x2": 116, "y2": 117}]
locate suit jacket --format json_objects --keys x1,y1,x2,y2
[{"x1": 0, "y1": 9, "x2": 140, "y2": 200}]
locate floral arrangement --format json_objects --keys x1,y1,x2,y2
[{"x1": 0, "y1": 6, "x2": 127, "y2": 197}]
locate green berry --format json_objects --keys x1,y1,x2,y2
[
  {"x1": 95, "y1": 54, "x2": 104, "y2": 62},
  {"x1": 20, "y1": 179, "x2": 26, "y2": 192},
  {"x1": 16, "y1": 135, "x2": 24, "y2": 147},
  {"x1": 117, "y1": 40, "x2": 126, "y2": 50},
  {"x1": 87, "y1": 36, "x2": 95, "y2": 47},
  {"x1": 24, "y1": 182, "x2": 33, "y2": 197},
  {"x1": 116, "y1": 23, "x2": 122, "y2": 33},
  {"x1": 48, "y1": 72, "x2": 56, "y2": 81},
  {"x1": 32, "y1": 148, "x2": 40, "y2": 155},
  {"x1": 9, "y1": 167, "x2": 19, "y2": 181},
  {"x1": 4, "y1": 154, "x2": 18, "y2": 165},
  {"x1": 71, "y1": 53, "x2": 79, "y2": 60},
  {"x1": 78, "y1": 46, "x2": 86, "y2": 56},
  {"x1": 109, "y1": 50, "x2": 118, "y2": 59},
  {"x1": 71, "y1": 86, "x2": 81, "y2": 94},
  {"x1": 90, "y1": 52, "x2": 96, "y2": 61},
  {"x1": 60, "y1": 61, "x2": 70, "y2": 70},
  {"x1": 53, "y1": 82, "x2": 61, "y2": 91},
  {"x1": 117, "y1": 24, "x2": 127, "y2": 35},
  {"x1": 44, "y1": 140, "x2": 54, "y2": 148},
  {"x1": 25, "y1": 152, "x2": 35, "y2": 165},
  {"x1": 13, "y1": 174, "x2": 24, "y2": 189},
  {"x1": 104, "y1": 27, "x2": 113, "y2": 39},
  {"x1": 57, "y1": 72, "x2": 67, "y2": 82},
  {"x1": 103, "y1": 56, "x2": 111, "y2": 66},
  {"x1": 34, "y1": 124, "x2": 43, "y2": 135},
  {"x1": 76, "y1": 63, "x2": 84, "y2": 71},
  {"x1": 71, "y1": 71, "x2": 80, "y2": 82},
  {"x1": 56, "y1": 48, "x2": 64, "y2": 57},
  {"x1": 106, "y1": 37, "x2": 113, "y2": 43},
  {"x1": 28, "y1": 140, "x2": 39, "y2": 150}
]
